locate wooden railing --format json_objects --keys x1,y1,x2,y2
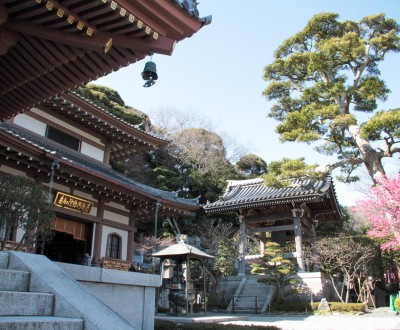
[{"x1": 0, "y1": 240, "x2": 28, "y2": 252}]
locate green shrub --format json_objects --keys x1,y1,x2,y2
[
  {"x1": 271, "y1": 301, "x2": 313, "y2": 312},
  {"x1": 310, "y1": 302, "x2": 365, "y2": 313},
  {"x1": 270, "y1": 301, "x2": 365, "y2": 313},
  {"x1": 154, "y1": 319, "x2": 177, "y2": 330},
  {"x1": 394, "y1": 297, "x2": 400, "y2": 312},
  {"x1": 329, "y1": 302, "x2": 365, "y2": 312},
  {"x1": 311, "y1": 302, "x2": 319, "y2": 310}
]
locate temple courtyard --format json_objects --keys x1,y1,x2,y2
[{"x1": 157, "y1": 307, "x2": 400, "y2": 330}]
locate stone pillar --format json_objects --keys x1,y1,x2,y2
[
  {"x1": 259, "y1": 238, "x2": 265, "y2": 256},
  {"x1": 93, "y1": 199, "x2": 104, "y2": 265},
  {"x1": 292, "y1": 208, "x2": 305, "y2": 272},
  {"x1": 238, "y1": 215, "x2": 247, "y2": 276},
  {"x1": 127, "y1": 207, "x2": 136, "y2": 263}
]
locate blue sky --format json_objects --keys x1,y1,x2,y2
[{"x1": 95, "y1": 1, "x2": 400, "y2": 206}]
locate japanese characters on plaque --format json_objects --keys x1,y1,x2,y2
[{"x1": 53, "y1": 192, "x2": 93, "y2": 214}]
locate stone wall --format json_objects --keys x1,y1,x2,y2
[
  {"x1": 215, "y1": 276, "x2": 243, "y2": 307},
  {"x1": 58, "y1": 262, "x2": 159, "y2": 330},
  {"x1": 216, "y1": 272, "x2": 336, "y2": 306},
  {"x1": 283, "y1": 272, "x2": 335, "y2": 302}
]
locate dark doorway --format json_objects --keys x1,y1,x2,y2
[{"x1": 43, "y1": 231, "x2": 86, "y2": 264}]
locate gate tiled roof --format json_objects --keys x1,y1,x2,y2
[{"x1": 204, "y1": 177, "x2": 343, "y2": 222}]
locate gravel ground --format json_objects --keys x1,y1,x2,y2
[{"x1": 220, "y1": 308, "x2": 400, "y2": 330}]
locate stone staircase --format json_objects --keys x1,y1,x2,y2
[
  {"x1": 0, "y1": 252, "x2": 83, "y2": 330},
  {"x1": 227, "y1": 276, "x2": 276, "y2": 314},
  {"x1": 0, "y1": 251, "x2": 138, "y2": 330}
]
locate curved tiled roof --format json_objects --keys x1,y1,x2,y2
[
  {"x1": 204, "y1": 176, "x2": 341, "y2": 215},
  {"x1": 40, "y1": 92, "x2": 170, "y2": 149},
  {"x1": 152, "y1": 241, "x2": 214, "y2": 259},
  {"x1": 0, "y1": 0, "x2": 211, "y2": 121},
  {"x1": 68, "y1": 92, "x2": 168, "y2": 142},
  {"x1": 0, "y1": 122, "x2": 199, "y2": 208}
]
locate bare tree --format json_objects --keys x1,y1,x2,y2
[
  {"x1": 150, "y1": 106, "x2": 248, "y2": 165},
  {"x1": 135, "y1": 235, "x2": 176, "y2": 257},
  {"x1": 312, "y1": 237, "x2": 379, "y2": 303},
  {"x1": 149, "y1": 106, "x2": 216, "y2": 135},
  {"x1": 196, "y1": 218, "x2": 237, "y2": 255},
  {"x1": 345, "y1": 206, "x2": 371, "y2": 234}
]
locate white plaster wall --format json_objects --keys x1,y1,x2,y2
[
  {"x1": 50, "y1": 182, "x2": 70, "y2": 193},
  {"x1": 103, "y1": 210, "x2": 129, "y2": 225},
  {"x1": 107, "y1": 202, "x2": 128, "y2": 211},
  {"x1": 81, "y1": 142, "x2": 104, "y2": 162},
  {"x1": 0, "y1": 166, "x2": 27, "y2": 177},
  {"x1": 73, "y1": 190, "x2": 96, "y2": 202},
  {"x1": 101, "y1": 225, "x2": 128, "y2": 260},
  {"x1": 14, "y1": 108, "x2": 106, "y2": 163},
  {"x1": 13, "y1": 113, "x2": 47, "y2": 136},
  {"x1": 30, "y1": 108, "x2": 103, "y2": 145}
]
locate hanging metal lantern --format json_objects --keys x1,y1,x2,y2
[{"x1": 142, "y1": 60, "x2": 158, "y2": 87}]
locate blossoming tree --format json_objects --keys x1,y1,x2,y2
[{"x1": 355, "y1": 175, "x2": 400, "y2": 251}]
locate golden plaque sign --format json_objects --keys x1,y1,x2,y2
[{"x1": 54, "y1": 192, "x2": 93, "y2": 214}]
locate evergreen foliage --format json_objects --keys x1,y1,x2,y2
[
  {"x1": 213, "y1": 236, "x2": 237, "y2": 276},
  {"x1": 251, "y1": 242, "x2": 298, "y2": 300},
  {"x1": 0, "y1": 174, "x2": 54, "y2": 251},
  {"x1": 263, "y1": 12, "x2": 400, "y2": 183},
  {"x1": 75, "y1": 84, "x2": 150, "y2": 129},
  {"x1": 262, "y1": 157, "x2": 323, "y2": 188},
  {"x1": 236, "y1": 154, "x2": 267, "y2": 178}
]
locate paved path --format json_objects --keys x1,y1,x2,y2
[{"x1": 221, "y1": 308, "x2": 400, "y2": 330}]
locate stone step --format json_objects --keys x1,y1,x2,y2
[
  {"x1": 242, "y1": 287, "x2": 267, "y2": 292},
  {"x1": 0, "y1": 269, "x2": 29, "y2": 292},
  {"x1": 0, "y1": 291, "x2": 54, "y2": 316},
  {"x1": 0, "y1": 253, "x2": 8, "y2": 269},
  {"x1": 0, "y1": 316, "x2": 83, "y2": 330},
  {"x1": 242, "y1": 287, "x2": 266, "y2": 292},
  {"x1": 236, "y1": 296, "x2": 267, "y2": 303},
  {"x1": 235, "y1": 300, "x2": 262, "y2": 306},
  {"x1": 233, "y1": 305, "x2": 260, "y2": 310},
  {"x1": 231, "y1": 307, "x2": 261, "y2": 314},
  {"x1": 238, "y1": 291, "x2": 268, "y2": 296}
]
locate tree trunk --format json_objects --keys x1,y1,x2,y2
[
  {"x1": 348, "y1": 125, "x2": 386, "y2": 182},
  {"x1": 345, "y1": 274, "x2": 351, "y2": 303},
  {"x1": 275, "y1": 281, "x2": 283, "y2": 301},
  {"x1": 329, "y1": 274, "x2": 345, "y2": 303}
]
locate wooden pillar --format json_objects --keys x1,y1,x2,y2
[
  {"x1": 311, "y1": 221, "x2": 319, "y2": 271},
  {"x1": 103, "y1": 140, "x2": 112, "y2": 165},
  {"x1": 127, "y1": 207, "x2": 137, "y2": 263},
  {"x1": 292, "y1": 208, "x2": 305, "y2": 272},
  {"x1": 238, "y1": 215, "x2": 246, "y2": 276},
  {"x1": 93, "y1": 199, "x2": 104, "y2": 264}
]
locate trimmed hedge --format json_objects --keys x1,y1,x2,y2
[
  {"x1": 270, "y1": 301, "x2": 365, "y2": 313},
  {"x1": 325, "y1": 302, "x2": 365, "y2": 313},
  {"x1": 270, "y1": 301, "x2": 313, "y2": 312}
]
